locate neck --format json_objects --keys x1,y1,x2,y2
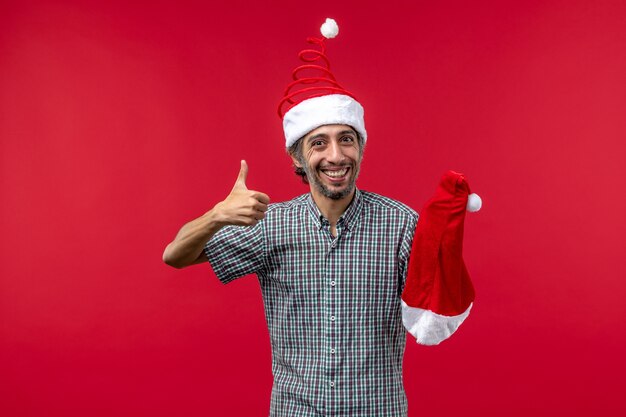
[{"x1": 310, "y1": 188, "x2": 356, "y2": 227}]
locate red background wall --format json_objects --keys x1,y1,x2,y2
[{"x1": 2, "y1": 0, "x2": 625, "y2": 416}]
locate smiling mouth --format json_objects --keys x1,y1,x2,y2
[{"x1": 320, "y1": 167, "x2": 349, "y2": 179}]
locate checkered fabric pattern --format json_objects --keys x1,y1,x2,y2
[{"x1": 205, "y1": 189, "x2": 418, "y2": 417}]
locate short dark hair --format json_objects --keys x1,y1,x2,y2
[
  {"x1": 287, "y1": 130, "x2": 363, "y2": 184},
  {"x1": 287, "y1": 137, "x2": 309, "y2": 184}
]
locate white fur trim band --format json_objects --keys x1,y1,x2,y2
[
  {"x1": 401, "y1": 301, "x2": 472, "y2": 346},
  {"x1": 282, "y1": 94, "x2": 367, "y2": 148}
]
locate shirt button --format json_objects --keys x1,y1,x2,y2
[
  {"x1": 329, "y1": 381, "x2": 335, "y2": 387},
  {"x1": 330, "y1": 280, "x2": 336, "y2": 287},
  {"x1": 330, "y1": 315, "x2": 335, "y2": 321},
  {"x1": 330, "y1": 348, "x2": 336, "y2": 354}
]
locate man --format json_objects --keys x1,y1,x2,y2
[
  {"x1": 163, "y1": 18, "x2": 476, "y2": 417},
  {"x1": 163, "y1": 119, "x2": 417, "y2": 416}
]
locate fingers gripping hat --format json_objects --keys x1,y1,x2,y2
[
  {"x1": 278, "y1": 18, "x2": 367, "y2": 148},
  {"x1": 401, "y1": 171, "x2": 482, "y2": 345}
]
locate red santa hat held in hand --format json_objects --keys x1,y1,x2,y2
[{"x1": 402, "y1": 171, "x2": 482, "y2": 345}]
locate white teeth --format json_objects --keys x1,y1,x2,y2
[{"x1": 322, "y1": 168, "x2": 348, "y2": 178}]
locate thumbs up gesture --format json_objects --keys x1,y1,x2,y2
[{"x1": 212, "y1": 160, "x2": 271, "y2": 227}]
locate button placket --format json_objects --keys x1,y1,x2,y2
[{"x1": 323, "y1": 222, "x2": 340, "y2": 397}]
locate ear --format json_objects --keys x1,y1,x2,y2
[{"x1": 290, "y1": 154, "x2": 302, "y2": 168}]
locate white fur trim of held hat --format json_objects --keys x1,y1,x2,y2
[
  {"x1": 282, "y1": 94, "x2": 367, "y2": 148},
  {"x1": 401, "y1": 300, "x2": 473, "y2": 346}
]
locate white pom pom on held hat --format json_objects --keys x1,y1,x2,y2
[
  {"x1": 278, "y1": 18, "x2": 366, "y2": 148},
  {"x1": 467, "y1": 193, "x2": 482, "y2": 212}
]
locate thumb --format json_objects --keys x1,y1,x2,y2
[{"x1": 234, "y1": 160, "x2": 248, "y2": 189}]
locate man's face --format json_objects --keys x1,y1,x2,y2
[{"x1": 292, "y1": 124, "x2": 362, "y2": 201}]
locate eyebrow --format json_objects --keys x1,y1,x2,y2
[
  {"x1": 306, "y1": 129, "x2": 358, "y2": 144},
  {"x1": 338, "y1": 129, "x2": 358, "y2": 136}
]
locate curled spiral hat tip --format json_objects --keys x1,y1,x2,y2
[
  {"x1": 277, "y1": 18, "x2": 357, "y2": 119},
  {"x1": 278, "y1": 18, "x2": 366, "y2": 148}
]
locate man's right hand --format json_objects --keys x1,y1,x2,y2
[
  {"x1": 212, "y1": 160, "x2": 271, "y2": 227},
  {"x1": 162, "y1": 160, "x2": 270, "y2": 268}
]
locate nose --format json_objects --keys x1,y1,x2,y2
[{"x1": 326, "y1": 139, "x2": 346, "y2": 164}]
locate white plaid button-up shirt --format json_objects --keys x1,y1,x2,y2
[{"x1": 205, "y1": 189, "x2": 418, "y2": 417}]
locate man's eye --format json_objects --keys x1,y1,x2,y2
[
  {"x1": 341, "y1": 136, "x2": 355, "y2": 143},
  {"x1": 313, "y1": 140, "x2": 324, "y2": 146}
]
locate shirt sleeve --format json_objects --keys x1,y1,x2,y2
[
  {"x1": 398, "y1": 212, "x2": 418, "y2": 293},
  {"x1": 203, "y1": 221, "x2": 266, "y2": 284}
]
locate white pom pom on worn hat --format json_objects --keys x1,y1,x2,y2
[
  {"x1": 320, "y1": 18, "x2": 339, "y2": 38},
  {"x1": 467, "y1": 193, "x2": 482, "y2": 212}
]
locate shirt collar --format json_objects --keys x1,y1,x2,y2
[{"x1": 305, "y1": 189, "x2": 363, "y2": 232}]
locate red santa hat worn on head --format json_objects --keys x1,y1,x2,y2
[
  {"x1": 401, "y1": 171, "x2": 482, "y2": 345},
  {"x1": 278, "y1": 18, "x2": 367, "y2": 148}
]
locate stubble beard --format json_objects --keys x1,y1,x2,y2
[{"x1": 300, "y1": 158, "x2": 361, "y2": 201}]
